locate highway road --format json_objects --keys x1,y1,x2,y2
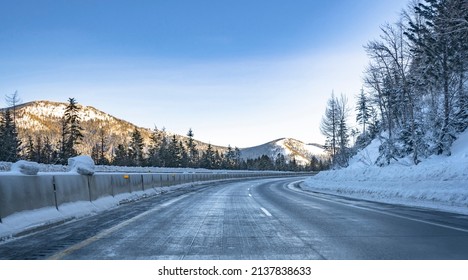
[{"x1": 1, "y1": 177, "x2": 468, "y2": 259}]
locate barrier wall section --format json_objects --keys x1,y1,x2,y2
[
  {"x1": 0, "y1": 175, "x2": 55, "y2": 219},
  {"x1": 54, "y1": 175, "x2": 91, "y2": 207}
]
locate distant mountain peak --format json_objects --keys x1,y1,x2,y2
[
  {"x1": 2, "y1": 100, "x2": 326, "y2": 166},
  {"x1": 239, "y1": 137, "x2": 326, "y2": 166}
]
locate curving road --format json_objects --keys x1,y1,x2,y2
[{"x1": 1, "y1": 177, "x2": 468, "y2": 259}]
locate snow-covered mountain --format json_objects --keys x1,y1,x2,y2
[
  {"x1": 239, "y1": 138, "x2": 326, "y2": 165},
  {"x1": 2, "y1": 100, "x2": 325, "y2": 165},
  {"x1": 3, "y1": 101, "x2": 225, "y2": 156}
]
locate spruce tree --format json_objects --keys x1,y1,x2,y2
[
  {"x1": 25, "y1": 135, "x2": 35, "y2": 161},
  {"x1": 224, "y1": 145, "x2": 236, "y2": 169},
  {"x1": 62, "y1": 98, "x2": 84, "y2": 161},
  {"x1": 129, "y1": 128, "x2": 145, "y2": 166},
  {"x1": 201, "y1": 144, "x2": 215, "y2": 169},
  {"x1": 186, "y1": 128, "x2": 199, "y2": 167},
  {"x1": 0, "y1": 109, "x2": 21, "y2": 162},
  {"x1": 42, "y1": 136, "x2": 54, "y2": 164},
  {"x1": 34, "y1": 136, "x2": 44, "y2": 163},
  {"x1": 166, "y1": 135, "x2": 182, "y2": 167},
  {"x1": 356, "y1": 88, "x2": 371, "y2": 136},
  {"x1": 113, "y1": 143, "x2": 130, "y2": 166}
]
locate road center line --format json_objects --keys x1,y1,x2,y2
[
  {"x1": 260, "y1": 207, "x2": 272, "y2": 217},
  {"x1": 47, "y1": 193, "x2": 190, "y2": 260}
]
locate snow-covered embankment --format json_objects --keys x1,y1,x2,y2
[{"x1": 303, "y1": 130, "x2": 468, "y2": 215}]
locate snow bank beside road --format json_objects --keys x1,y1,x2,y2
[{"x1": 303, "y1": 130, "x2": 468, "y2": 215}]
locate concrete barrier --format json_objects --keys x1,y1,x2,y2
[
  {"x1": 111, "y1": 174, "x2": 131, "y2": 195},
  {"x1": 152, "y1": 174, "x2": 163, "y2": 188},
  {"x1": 128, "y1": 174, "x2": 144, "y2": 193},
  {"x1": 88, "y1": 174, "x2": 113, "y2": 201},
  {"x1": 173, "y1": 174, "x2": 182, "y2": 185},
  {"x1": 0, "y1": 175, "x2": 55, "y2": 220},
  {"x1": 168, "y1": 174, "x2": 177, "y2": 186},
  {"x1": 0, "y1": 171, "x2": 313, "y2": 221},
  {"x1": 54, "y1": 174, "x2": 90, "y2": 207},
  {"x1": 140, "y1": 174, "x2": 150, "y2": 190}
]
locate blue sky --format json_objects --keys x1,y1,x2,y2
[{"x1": 0, "y1": 0, "x2": 408, "y2": 147}]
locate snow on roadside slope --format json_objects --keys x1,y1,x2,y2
[{"x1": 303, "y1": 130, "x2": 468, "y2": 215}]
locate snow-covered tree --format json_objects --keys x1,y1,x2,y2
[
  {"x1": 320, "y1": 92, "x2": 339, "y2": 161},
  {"x1": 356, "y1": 88, "x2": 372, "y2": 136},
  {"x1": 129, "y1": 128, "x2": 145, "y2": 166},
  {"x1": 321, "y1": 92, "x2": 351, "y2": 167}
]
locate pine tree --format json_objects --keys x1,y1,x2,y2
[
  {"x1": 113, "y1": 143, "x2": 130, "y2": 166},
  {"x1": 91, "y1": 144, "x2": 100, "y2": 164},
  {"x1": 335, "y1": 94, "x2": 351, "y2": 167},
  {"x1": 148, "y1": 126, "x2": 164, "y2": 166},
  {"x1": 164, "y1": 135, "x2": 181, "y2": 167},
  {"x1": 186, "y1": 128, "x2": 199, "y2": 167},
  {"x1": 61, "y1": 98, "x2": 84, "y2": 161},
  {"x1": 179, "y1": 140, "x2": 189, "y2": 167},
  {"x1": 356, "y1": 88, "x2": 371, "y2": 136},
  {"x1": 34, "y1": 136, "x2": 44, "y2": 163},
  {"x1": 0, "y1": 109, "x2": 21, "y2": 162},
  {"x1": 200, "y1": 144, "x2": 215, "y2": 169},
  {"x1": 158, "y1": 135, "x2": 169, "y2": 167},
  {"x1": 91, "y1": 127, "x2": 109, "y2": 165},
  {"x1": 406, "y1": 0, "x2": 468, "y2": 155},
  {"x1": 129, "y1": 128, "x2": 145, "y2": 166},
  {"x1": 42, "y1": 136, "x2": 54, "y2": 164},
  {"x1": 234, "y1": 147, "x2": 242, "y2": 169},
  {"x1": 25, "y1": 135, "x2": 35, "y2": 161},
  {"x1": 223, "y1": 145, "x2": 236, "y2": 169},
  {"x1": 275, "y1": 153, "x2": 287, "y2": 171}
]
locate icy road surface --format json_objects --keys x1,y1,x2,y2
[{"x1": 1, "y1": 177, "x2": 468, "y2": 259}]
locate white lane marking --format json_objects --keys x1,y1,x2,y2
[
  {"x1": 288, "y1": 182, "x2": 468, "y2": 234},
  {"x1": 48, "y1": 194, "x2": 190, "y2": 260},
  {"x1": 260, "y1": 207, "x2": 272, "y2": 217}
]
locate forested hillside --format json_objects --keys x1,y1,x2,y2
[{"x1": 321, "y1": 0, "x2": 467, "y2": 167}]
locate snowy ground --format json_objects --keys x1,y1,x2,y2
[{"x1": 303, "y1": 130, "x2": 468, "y2": 215}]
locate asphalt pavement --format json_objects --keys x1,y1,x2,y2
[{"x1": 1, "y1": 177, "x2": 468, "y2": 259}]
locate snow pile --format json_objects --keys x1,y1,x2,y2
[
  {"x1": 68, "y1": 155, "x2": 95, "y2": 175},
  {"x1": 10, "y1": 160, "x2": 40, "y2": 175},
  {"x1": 303, "y1": 130, "x2": 468, "y2": 215}
]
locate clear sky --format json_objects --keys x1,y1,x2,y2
[{"x1": 0, "y1": 0, "x2": 408, "y2": 148}]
